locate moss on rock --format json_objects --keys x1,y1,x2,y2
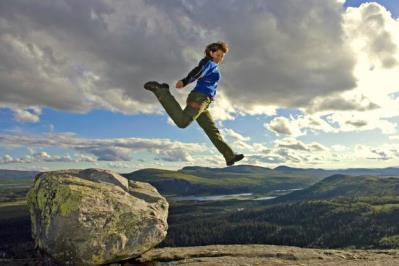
[{"x1": 26, "y1": 168, "x2": 169, "y2": 265}]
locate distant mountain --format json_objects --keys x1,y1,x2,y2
[
  {"x1": 180, "y1": 165, "x2": 273, "y2": 174},
  {"x1": 163, "y1": 174, "x2": 399, "y2": 249},
  {"x1": 273, "y1": 165, "x2": 399, "y2": 177},
  {"x1": 2, "y1": 166, "x2": 399, "y2": 197},
  {"x1": 180, "y1": 165, "x2": 399, "y2": 177},
  {"x1": 0, "y1": 170, "x2": 38, "y2": 180},
  {"x1": 123, "y1": 167, "x2": 321, "y2": 196},
  {"x1": 334, "y1": 167, "x2": 399, "y2": 176},
  {"x1": 273, "y1": 174, "x2": 399, "y2": 203}
]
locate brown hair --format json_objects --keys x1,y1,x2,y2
[{"x1": 204, "y1": 41, "x2": 229, "y2": 57}]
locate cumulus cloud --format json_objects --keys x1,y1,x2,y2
[
  {"x1": 307, "y1": 93, "x2": 380, "y2": 113},
  {"x1": 0, "y1": 0, "x2": 358, "y2": 121},
  {"x1": 326, "y1": 112, "x2": 397, "y2": 134},
  {"x1": 10, "y1": 106, "x2": 42, "y2": 123},
  {"x1": 266, "y1": 117, "x2": 303, "y2": 137},
  {"x1": 155, "y1": 149, "x2": 193, "y2": 162},
  {"x1": 0, "y1": 0, "x2": 188, "y2": 116},
  {"x1": 275, "y1": 138, "x2": 329, "y2": 152},
  {"x1": 0, "y1": 152, "x2": 96, "y2": 164},
  {"x1": 245, "y1": 154, "x2": 285, "y2": 165},
  {"x1": 265, "y1": 111, "x2": 397, "y2": 137},
  {"x1": 214, "y1": 0, "x2": 356, "y2": 108},
  {"x1": 331, "y1": 144, "x2": 348, "y2": 152},
  {"x1": 1, "y1": 0, "x2": 399, "y2": 170},
  {"x1": 1, "y1": 0, "x2": 398, "y2": 129},
  {"x1": 389, "y1": 135, "x2": 399, "y2": 141},
  {"x1": 0, "y1": 132, "x2": 207, "y2": 163},
  {"x1": 354, "y1": 144, "x2": 399, "y2": 161},
  {"x1": 338, "y1": 2, "x2": 399, "y2": 121},
  {"x1": 234, "y1": 139, "x2": 399, "y2": 168},
  {"x1": 265, "y1": 114, "x2": 337, "y2": 136},
  {"x1": 221, "y1": 128, "x2": 251, "y2": 142},
  {"x1": 295, "y1": 115, "x2": 337, "y2": 133},
  {"x1": 78, "y1": 147, "x2": 131, "y2": 161},
  {"x1": 345, "y1": 3, "x2": 398, "y2": 69},
  {"x1": 104, "y1": 161, "x2": 134, "y2": 170}
]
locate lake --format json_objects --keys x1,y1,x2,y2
[{"x1": 168, "y1": 188, "x2": 302, "y2": 202}]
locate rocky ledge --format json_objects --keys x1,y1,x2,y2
[{"x1": 124, "y1": 244, "x2": 399, "y2": 266}]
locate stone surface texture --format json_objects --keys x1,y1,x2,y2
[
  {"x1": 130, "y1": 244, "x2": 399, "y2": 266},
  {"x1": 26, "y1": 168, "x2": 168, "y2": 265}
]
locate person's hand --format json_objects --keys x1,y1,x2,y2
[{"x1": 176, "y1": 80, "x2": 184, "y2": 89}]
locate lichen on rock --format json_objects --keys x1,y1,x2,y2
[{"x1": 26, "y1": 168, "x2": 169, "y2": 265}]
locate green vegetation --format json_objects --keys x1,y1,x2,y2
[
  {"x1": 161, "y1": 196, "x2": 399, "y2": 249},
  {"x1": 123, "y1": 167, "x2": 321, "y2": 196},
  {"x1": 161, "y1": 174, "x2": 399, "y2": 249},
  {"x1": 1, "y1": 168, "x2": 399, "y2": 261},
  {"x1": 0, "y1": 178, "x2": 33, "y2": 202},
  {"x1": 272, "y1": 174, "x2": 399, "y2": 203}
]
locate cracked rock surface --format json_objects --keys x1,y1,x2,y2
[
  {"x1": 26, "y1": 168, "x2": 169, "y2": 265},
  {"x1": 127, "y1": 244, "x2": 399, "y2": 266}
]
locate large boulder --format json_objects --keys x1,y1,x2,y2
[{"x1": 26, "y1": 168, "x2": 169, "y2": 265}]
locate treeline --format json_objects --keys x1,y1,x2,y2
[{"x1": 160, "y1": 198, "x2": 399, "y2": 249}]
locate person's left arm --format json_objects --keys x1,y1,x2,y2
[{"x1": 176, "y1": 58, "x2": 209, "y2": 88}]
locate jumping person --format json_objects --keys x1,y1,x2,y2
[{"x1": 144, "y1": 41, "x2": 244, "y2": 166}]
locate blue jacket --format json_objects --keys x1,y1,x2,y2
[{"x1": 181, "y1": 56, "x2": 220, "y2": 98}]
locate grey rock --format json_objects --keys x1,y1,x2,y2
[
  {"x1": 26, "y1": 168, "x2": 169, "y2": 265},
  {"x1": 132, "y1": 244, "x2": 399, "y2": 265}
]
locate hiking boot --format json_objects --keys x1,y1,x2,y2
[
  {"x1": 144, "y1": 81, "x2": 169, "y2": 93},
  {"x1": 226, "y1": 154, "x2": 244, "y2": 166}
]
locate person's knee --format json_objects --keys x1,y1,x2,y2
[{"x1": 176, "y1": 119, "x2": 192, "y2": 128}]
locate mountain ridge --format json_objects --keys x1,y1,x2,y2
[{"x1": 271, "y1": 174, "x2": 399, "y2": 203}]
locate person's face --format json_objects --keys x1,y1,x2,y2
[{"x1": 210, "y1": 49, "x2": 225, "y2": 64}]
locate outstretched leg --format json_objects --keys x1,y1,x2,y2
[
  {"x1": 144, "y1": 81, "x2": 210, "y2": 128},
  {"x1": 196, "y1": 110, "x2": 237, "y2": 162},
  {"x1": 197, "y1": 110, "x2": 244, "y2": 166}
]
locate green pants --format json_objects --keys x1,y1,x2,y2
[{"x1": 153, "y1": 88, "x2": 235, "y2": 162}]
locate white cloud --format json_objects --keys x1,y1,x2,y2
[
  {"x1": 78, "y1": 147, "x2": 131, "y2": 161},
  {"x1": 326, "y1": 112, "x2": 397, "y2": 134},
  {"x1": 265, "y1": 111, "x2": 397, "y2": 137},
  {"x1": 308, "y1": 142, "x2": 330, "y2": 152},
  {"x1": 12, "y1": 106, "x2": 42, "y2": 123},
  {"x1": 155, "y1": 149, "x2": 193, "y2": 162},
  {"x1": 331, "y1": 144, "x2": 347, "y2": 152},
  {"x1": 105, "y1": 161, "x2": 133, "y2": 170},
  {"x1": 296, "y1": 115, "x2": 337, "y2": 133},
  {"x1": 221, "y1": 128, "x2": 251, "y2": 142},
  {"x1": 0, "y1": 132, "x2": 207, "y2": 163},
  {"x1": 207, "y1": 92, "x2": 236, "y2": 121},
  {"x1": 0, "y1": 0, "x2": 358, "y2": 121},
  {"x1": 0, "y1": 152, "x2": 96, "y2": 164},
  {"x1": 265, "y1": 117, "x2": 303, "y2": 137},
  {"x1": 0, "y1": 1, "x2": 398, "y2": 131},
  {"x1": 389, "y1": 135, "x2": 399, "y2": 141},
  {"x1": 354, "y1": 144, "x2": 399, "y2": 161},
  {"x1": 331, "y1": 2, "x2": 399, "y2": 122},
  {"x1": 345, "y1": 3, "x2": 398, "y2": 69},
  {"x1": 245, "y1": 154, "x2": 285, "y2": 165},
  {"x1": 274, "y1": 138, "x2": 329, "y2": 152},
  {"x1": 307, "y1": 93, "x2": 379, "y2": 113}
]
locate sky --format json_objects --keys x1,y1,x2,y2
[{"x1": 0, "y1": 0, "x2": 399, "y2": 172}]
